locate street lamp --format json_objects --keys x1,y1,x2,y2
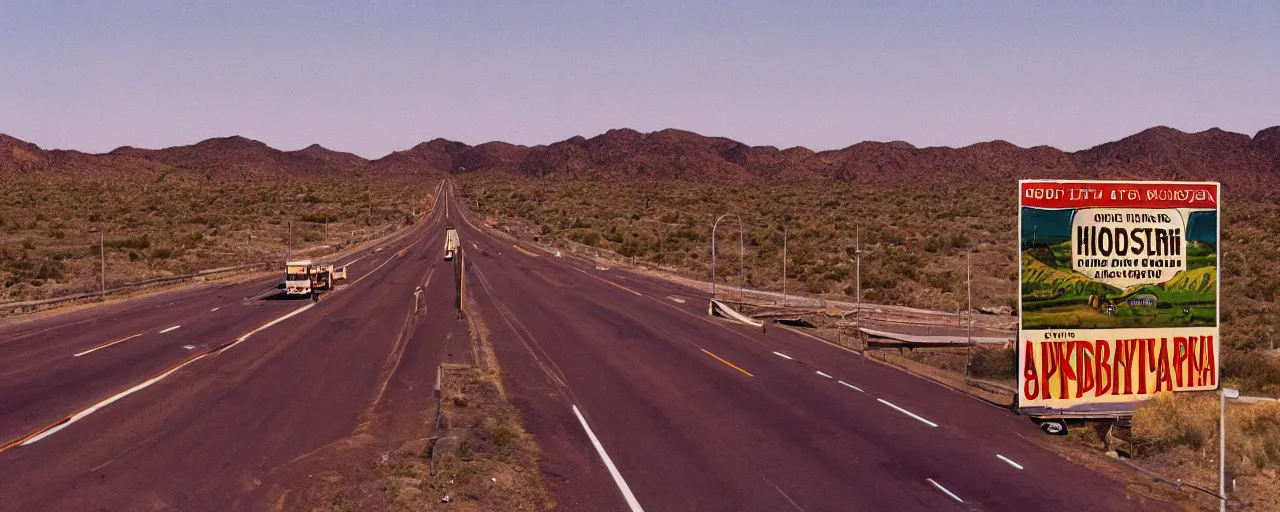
[{"x1": 711, "y1": 213, "x2": 744, "y2": 298}]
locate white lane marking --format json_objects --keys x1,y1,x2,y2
[
  {"x1": 997, "y1": 454, "x2": 1024, "y2": 470},
  {"x1": 182, "y1": 345, "x2": 195, "y2": 350},
  {"x1": 877, "y1": 398, "x2": 939, "y2": 428},
  {"x1": 22, "y1": 301, "x2": 318, "y2": 447},
  {"x1": 73, "y1": 334, "x2": 143, "y2": 357},
  {"x1": 927, "y1": 478, "x2": 963, "y2": 503},
  {"x1": 815, "y1": 371, "x2": 832, "y2": 379},
  {"x1": 572, "y1": 405, "x2": 644, "y2": 512},
  {"x1": 216, "y1": 303, "x2": 314, "y2": 355},
  {"x1": 668, "y1": 296, "x2": 686, "y2": 304},
  {"x1": 210, "y1": 307, "x2": 220, "y2": 312},
  {"x1": 23, "y1": 355, "x2": 207, "y2": 446},
  {"x1": 773, "y1": 351, "x2": 793, "y2": 360},
  {"x1": 838, "y1": 380, "x2": 864, "y2": 392},
  {"x1": 159, "y1": 325, "x2": 181, "y2": 334},
  {"x1": 339, "y1": 254, "x2": 370, "y2": 267}
]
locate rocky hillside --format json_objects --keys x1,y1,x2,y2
[{"x1": 4, "y1": 126, "x2": 1279, "y2": 195}]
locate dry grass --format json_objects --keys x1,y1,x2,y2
[
  {"x1": 307, "y1": 365, "x2": 547, "y2": 512},
  {"x1": 0, "y1": 176, "x2": 437, "y2": 303},
  {"x1": 1122, "y1": 392, "x2": 1280, "y2": 509}
]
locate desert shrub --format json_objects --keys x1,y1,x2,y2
[
  {"x1": 300, "y1": 213, "x2": 338, "y2": 223},
  {"x1": 1223, "y1": 350, "x2": 1280, "y2": 397},
  {"x1": 1131, "y1": 392, "x2": 1217, "y2": 455},
  {"x1": 152, "y1": 247, "x2": 174, "y2": 259},
  {"x1": 106, "y1": 235, "x2": 151, "y2": 250},
  {"x1": 1234, "y1": 402, "x2": 1280, "y2": 472},
  {"x1": 21, "y1": 237, "x2": 35, "y2": 250},
  {"x1": 1133, "y1": 392, "x2": 1280, "y2": 475},
  {"x1": 968, "y1": 346, "x2": 1016, "y2": 381}
]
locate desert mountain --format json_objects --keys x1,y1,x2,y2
[
  {"x1": 107, "y1": 136, "x2": 369, "y2": 179},
  {"x1": 4, "y1": 126, "x2": 1279, "y2": 196},
  {"x1": 372, "y1": 126, "x2": 1280, "y2": 196}
]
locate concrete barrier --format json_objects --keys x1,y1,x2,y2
[{"x1": 708, "y1": 299, "x2": 764, "y2": 328}]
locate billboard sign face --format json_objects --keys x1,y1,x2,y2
[{"x1": 1018, "y1": 180, "x2": 1220, "y2": 412}]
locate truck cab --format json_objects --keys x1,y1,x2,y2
[{"x1": 285, "y1": 260, "x2": 314, "y2": 296}]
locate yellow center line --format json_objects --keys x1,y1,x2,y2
[
  {"x1": 512, "y1": 244, "x2": 540, "y2": 257},
  {"x1": 572, "y1": 267, "x2": 643, "y2": 296},
  {"x1": 701, "y1": 349, "x2": 754, "y2": 377}
]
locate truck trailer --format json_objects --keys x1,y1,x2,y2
[{"x1": 444, "y1": 225, "x2": 460, "y2": 261}]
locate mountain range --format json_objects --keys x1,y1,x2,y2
[{"x1": 3, "y1": 126, "x2": 1279, "y2": 196}]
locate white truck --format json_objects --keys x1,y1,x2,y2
[
  {"x1": 285, "y1": 260, "x2": 315, "y2": 297},
  {"x1": 444, "y1": 225, "x2": 460, "y2": 261},
  {"x1": 284, "y1": 260, "x2": 348, "y2": 298}
]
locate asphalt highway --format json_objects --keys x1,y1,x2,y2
[
  {"x1": 0, "y1": 189, "x2": 455, "y2": 511},
  {"x1": 0, "y1": 181, "x2": 1173, "y2": 511},
  {"x1": 446, "y1": 182, "x2": 1172, "y2": 512}
]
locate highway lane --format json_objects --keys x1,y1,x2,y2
[
  {"x1": 0, "y1": 189, "x2": 455, "y2": 510},
  {"x1": 444, "y1": 182, "x2": 1171, "y2": 512},
  {"x1": 0, "y1": 231, "x2": 427, "y2": 449}
]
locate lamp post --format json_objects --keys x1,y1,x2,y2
[{"x1": 711, "y1": 213, "x2": 744, "y2": 299}]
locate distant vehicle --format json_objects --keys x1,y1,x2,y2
[
  {"x1": 444, "y1": 225, "x2": 460, "y2": 261},
  {"x1": 285, "y1": 260, "x2": 314, "y2": 296}
]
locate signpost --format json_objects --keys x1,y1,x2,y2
[{"x1": 1016, "y1": 180, "x2": 1221, "y2": 426}]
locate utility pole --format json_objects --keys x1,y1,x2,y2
[
  {"x1": 367, "y1": 185, "x2": 373, "y2": 226},
  {"x1": 1221, "y1": 386, "x2": 1239, "y2": 511},
  {"x1": 855, "y1": 222, "x2": 861, "y2": 327},
  {"x1": 965, "y1": 250, "x2": 973, "y2": 379},
  {"x1": 287, "y1": 221, "x2": 292, "y2": 261},
  {"x1": 782, "y1": 223, "x2": 787, "y2": 307},
  {"x1": 100, "y1": 231, "x2": 106, "y2": 296}
]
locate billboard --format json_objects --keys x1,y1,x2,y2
[{"x1": 1017, "y1": 180, "x2": 1220, "y2": 412}]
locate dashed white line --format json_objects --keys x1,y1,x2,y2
[
  {"x1": 210, "y1": 307, "x2": 220, "y2": 312},
  {"x1": 572, "y1": 405, "x2": 644, "y2": 512},
  {"x1": 927, "y1": 478, "x2": 963, "y2": 503},
  {"x1": 339, "y1": 254, "x2": 370, "y2": 267},
  {"x1": 182, "y1": 345, "x2": 196, "y2": 350},
  {"x1": 838, "y1": 380, "x2": 864, "y2": 392},
  {"x1": 997, "y1": 454, "x2": 1024, "y2": 470},
  {"x1": 773, "y1": 351, "x2": 793, "y2": 360},
  {"x1": 877, "y1": 398, "x2": 939, "y2": 428},
  {"x1": 815, "y1": 371, "x2": 832, "y2": 379},
  {"x1": 159, "y1": 325, "x2": 181, "y2": 334}
]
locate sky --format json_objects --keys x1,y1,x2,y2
[{"x1": 2, "y1": 1, "x2": 1278, "y2": 159}]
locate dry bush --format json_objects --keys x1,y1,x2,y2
[
  {"x1": 968, "y1": 345, "x2": 1017, "y2": 382},
  {"x1": 1131, "y1": 392, "x2": 1280, "y2": 476},
  {"x1": 1132, "y1": 392, "x2": 1219, "y2": 456}
]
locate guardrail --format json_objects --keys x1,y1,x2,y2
[{"x1": 0, "y1": 261, "x2": 276, "y2": 317}]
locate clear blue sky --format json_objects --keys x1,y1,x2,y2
[{"x1": 2, "y1": 1, "x2": 1277, "y2": 158}]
